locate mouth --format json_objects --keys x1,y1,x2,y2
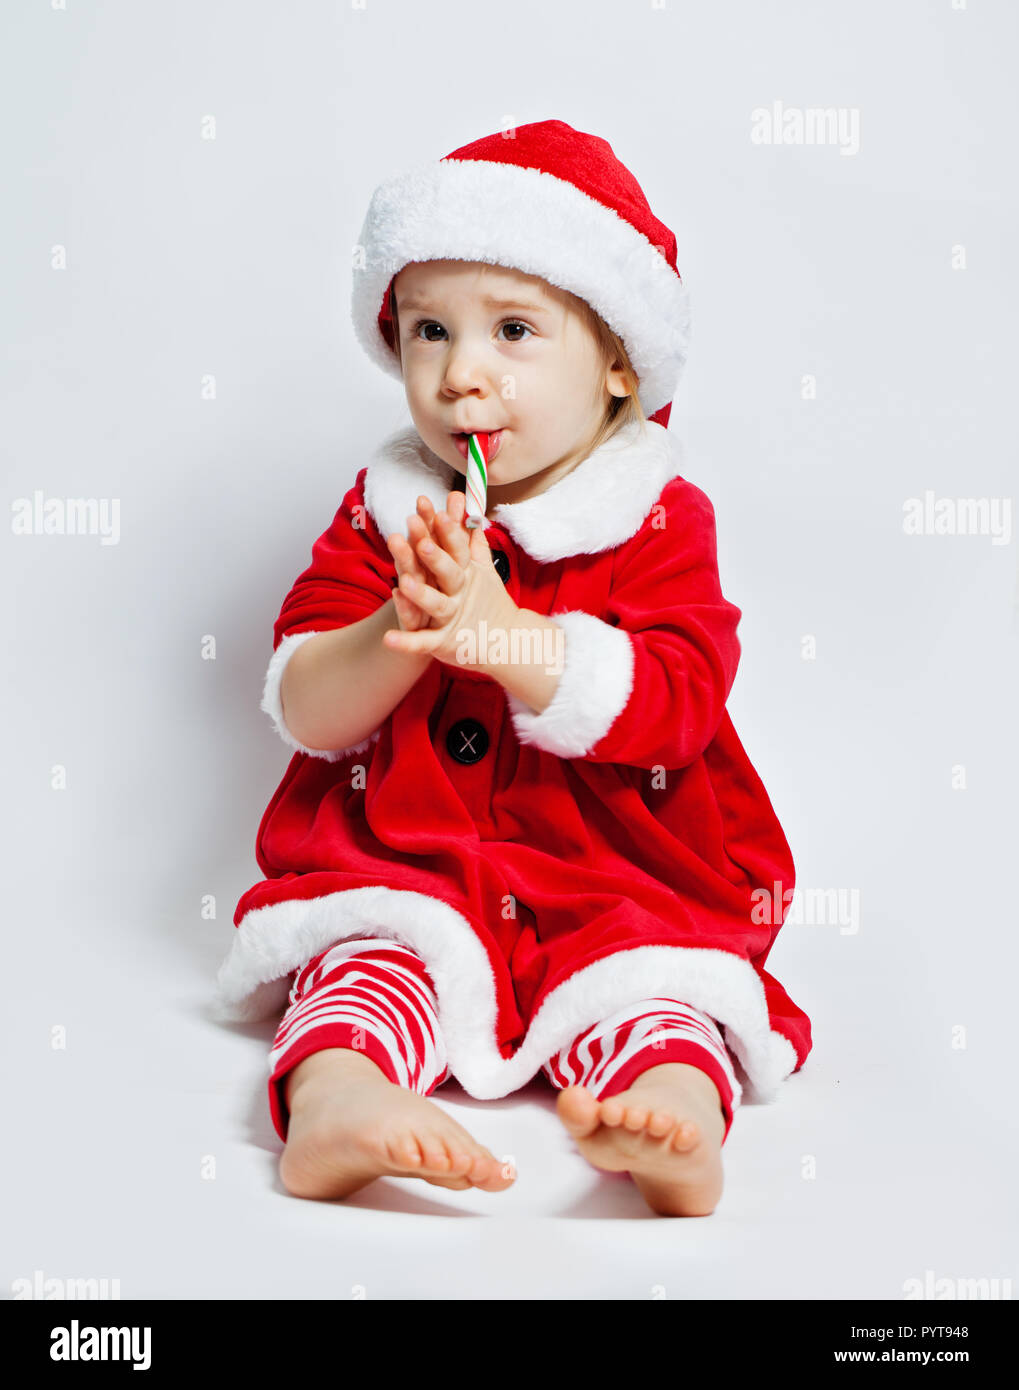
[{"x1": 452, "y1": 429, "x2": 504, "y2": 462}]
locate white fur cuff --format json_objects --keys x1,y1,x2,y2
[
  {"x1": 260, "y1": 630, "x2": 381, "y2": 762},
  {"x1": 504, "y1": 610, "x2": 634, "y2": 757}
]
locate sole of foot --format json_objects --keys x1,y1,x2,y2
[
  {"x1": 555, "y1": 1065, "x2": 726, "y2": 1216},
  {"x1": 278, "y1": 1049, "x2": 517, "y2": 1201}
]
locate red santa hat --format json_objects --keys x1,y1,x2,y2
[{"x1": 350, "y1": 119, "x2": 691, "y2": 429}]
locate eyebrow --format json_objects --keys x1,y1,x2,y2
[{"x1": 396, "y1": 292, "x2": 552, "y2": 316}]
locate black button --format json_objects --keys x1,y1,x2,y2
[
  {"x1": 491, "y1": 549, "x2": 510, "y2": 584},
  {"x1": 446, "y1": 717, "x2": 489, "y2": 764}
]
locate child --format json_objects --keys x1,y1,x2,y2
[{"x1": 214, "y1": 119, "x2": 812, "y2": 1217}]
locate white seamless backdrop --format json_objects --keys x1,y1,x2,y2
[{"x1": 2, "y1": 0, "x2": 1017, "y2": 1300}]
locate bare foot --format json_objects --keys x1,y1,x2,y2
[
  {"x1": 278, "y1": 1047, "x2": 516, "y2": 1201},
  {"x1": 555, "y1": 1062, "x2": 727, "y2": 1216}
]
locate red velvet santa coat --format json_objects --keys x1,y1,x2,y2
[{"x1": 215, "y1": 418, "x2": 811, "y2": 1104}]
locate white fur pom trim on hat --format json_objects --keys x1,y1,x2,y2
[{"x1": 351, "y1": 158, "x2": 691, "y2": 420}]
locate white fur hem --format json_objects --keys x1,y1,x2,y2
[
  {"x1": 260, "y1": 630, "x2": 381, "y2": 762},
  {"x1": 504, "y1": 611, "x2": 634, "y2": 757},
  {"x1": 213, "y1": 885, "x2": 799, "y2": 1104}
]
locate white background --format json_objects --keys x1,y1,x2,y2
[{"x1": 2, "y1": 0, "x2": 1016, "y2": 1300}]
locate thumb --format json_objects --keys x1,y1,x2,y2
[{"x1": 469, "y1": 518, "x2": 495, "y2": 565}]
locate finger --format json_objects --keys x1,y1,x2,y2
[
  {"x1": 406, "y1": 511, "x2": 432, "y2": 546},
  {"x1": 416, "y1": 494, "x2": 438, "y2": 530},
  {"x1": 441, "y1": 489, "x2": 465, "y2": 529},
  {"x1": 391, "y1": 588, "x2": 425, "y2": 631},
  {"x1": 469, "y1": 522, "x2": 496, "y2": 567},
  {"x1": 397, "y1": 569, "x2": 449, "y2": 620},
  {"x1": 433, "y1": 507, "x2": 471, "y2": 567},
  {"x1": 383, "y1": 624, "x2": 437, "y2": 655},
  {"x1": 418, "y1": 495, "x2": 463, "y2": 552},
  {"x1": 406, "y1": 513, "x2": 450, "y2": 576},
  {"x1": 414, "y1": 533, "x2": 466, "y2": 596},
  {"x1": 388, "y1": 530, "x2": 428, "y2": 584},
  {"x1": 406, "y1": 513, "x2": 442, "y2": 567}
]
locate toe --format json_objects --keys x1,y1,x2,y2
[
  {"x1": 598, "y1": 1097, "x2": 625, "y2": 1127},
  {"x1": 556, "y1": 1085, "x2": 601, "y2": 1138},
  {"x1": 468, "y1": 1153, "x2": 515, "y2": 1190},
  {"x1": 390, "y1": 1135, "x2": 423, "y2": 1168},
  {"x1": 420, "y1": 1142, "x2": 453, "y2": 1173},
  {"x1": 423, "y1": 1172, "x2": 473, "y2": 1190},
  {"x1": 670, "y1": 1120, "x2": 700, "y2": 1152},
  {"x1": 622, "y1": 1105, "x2": 649, "y2": 1133}
]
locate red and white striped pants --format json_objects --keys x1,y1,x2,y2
[{"x1": 267, "y1": 938, "x2": 741, "y2": 1146}]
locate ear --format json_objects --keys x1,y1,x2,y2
[{"x1": 605, "y1": 359, "x2": 630, "y2": 399}]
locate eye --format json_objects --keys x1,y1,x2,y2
[
  {"x1": 411, "y1": 320, "x2": 446, "y2": 342},
  {"x1": 407, "y1": 318, "x2": 533, "y2": 343},
  {"x1": 499, "y1": 321, "x2": 532, "y2": 342}
]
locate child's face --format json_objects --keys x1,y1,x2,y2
[{"x1": 391, "y1": 260, "x2": 629, "y2": 505}]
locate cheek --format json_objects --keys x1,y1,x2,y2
[{"x1": 402, "y1": 371, "x2": 431, "y2": 404}]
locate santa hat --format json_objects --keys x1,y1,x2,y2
[{"x1": 350, "y1": 119, "x2": 690, "y2": 429}]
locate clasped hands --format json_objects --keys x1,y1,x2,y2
[{"x1": 383, "y1": 490, "x2": 517, "y2": 669}]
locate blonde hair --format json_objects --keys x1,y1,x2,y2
[
  {"x1": 389, "y1": 266, "x2": 647, "y2": 455},
  {"x1": 570, "y1": 292, "x2": 648, "y2": 455}
]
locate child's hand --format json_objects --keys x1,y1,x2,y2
[
  {"x1": 384, "y1": 495, "x2": 451, "y2": 633},
  {"x1": 383, "y1": 489, "x2": 516, "y2": 669}
]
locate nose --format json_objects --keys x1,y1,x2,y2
[{"x1": 440, "y1": 337, "x2": 491, "y2": 399}]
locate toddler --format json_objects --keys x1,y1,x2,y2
[{"x1": 215, "y1": 119, "x2": 812, "y2": 1217}]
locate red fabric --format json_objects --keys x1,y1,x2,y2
[
  {"x1": 376, "y1": 117, "x2": 682, "y2": 334},
  {"x1": 375, "y1": 119, "x2": 680, "y2": 436},
  {"x1": 267, "y1": 939, "x2": 451, "y2": 1143},
  {"x1": 233, "y1": 466, "x2": 811, "y2": 1076},
  {"x1": 542, "y1": 1001, "x2": 739, "y2": 1145},
  {"x1": 442, "y1": 120, "x2": 679, "y2": 278},
  {"x1": 268, "y1": 942, "x2": 738, "y2": 1149},
  {"x1": 593, "y1": 1041, "x2": 736, "y2": 1146}
]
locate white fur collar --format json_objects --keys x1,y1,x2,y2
[{"x1": 362, "y1": 418, "x2": 686, "y2": 562}]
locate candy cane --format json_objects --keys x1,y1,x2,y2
[{"x1": 465, "y1": 432, "x2": 489, "y2": 529}]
